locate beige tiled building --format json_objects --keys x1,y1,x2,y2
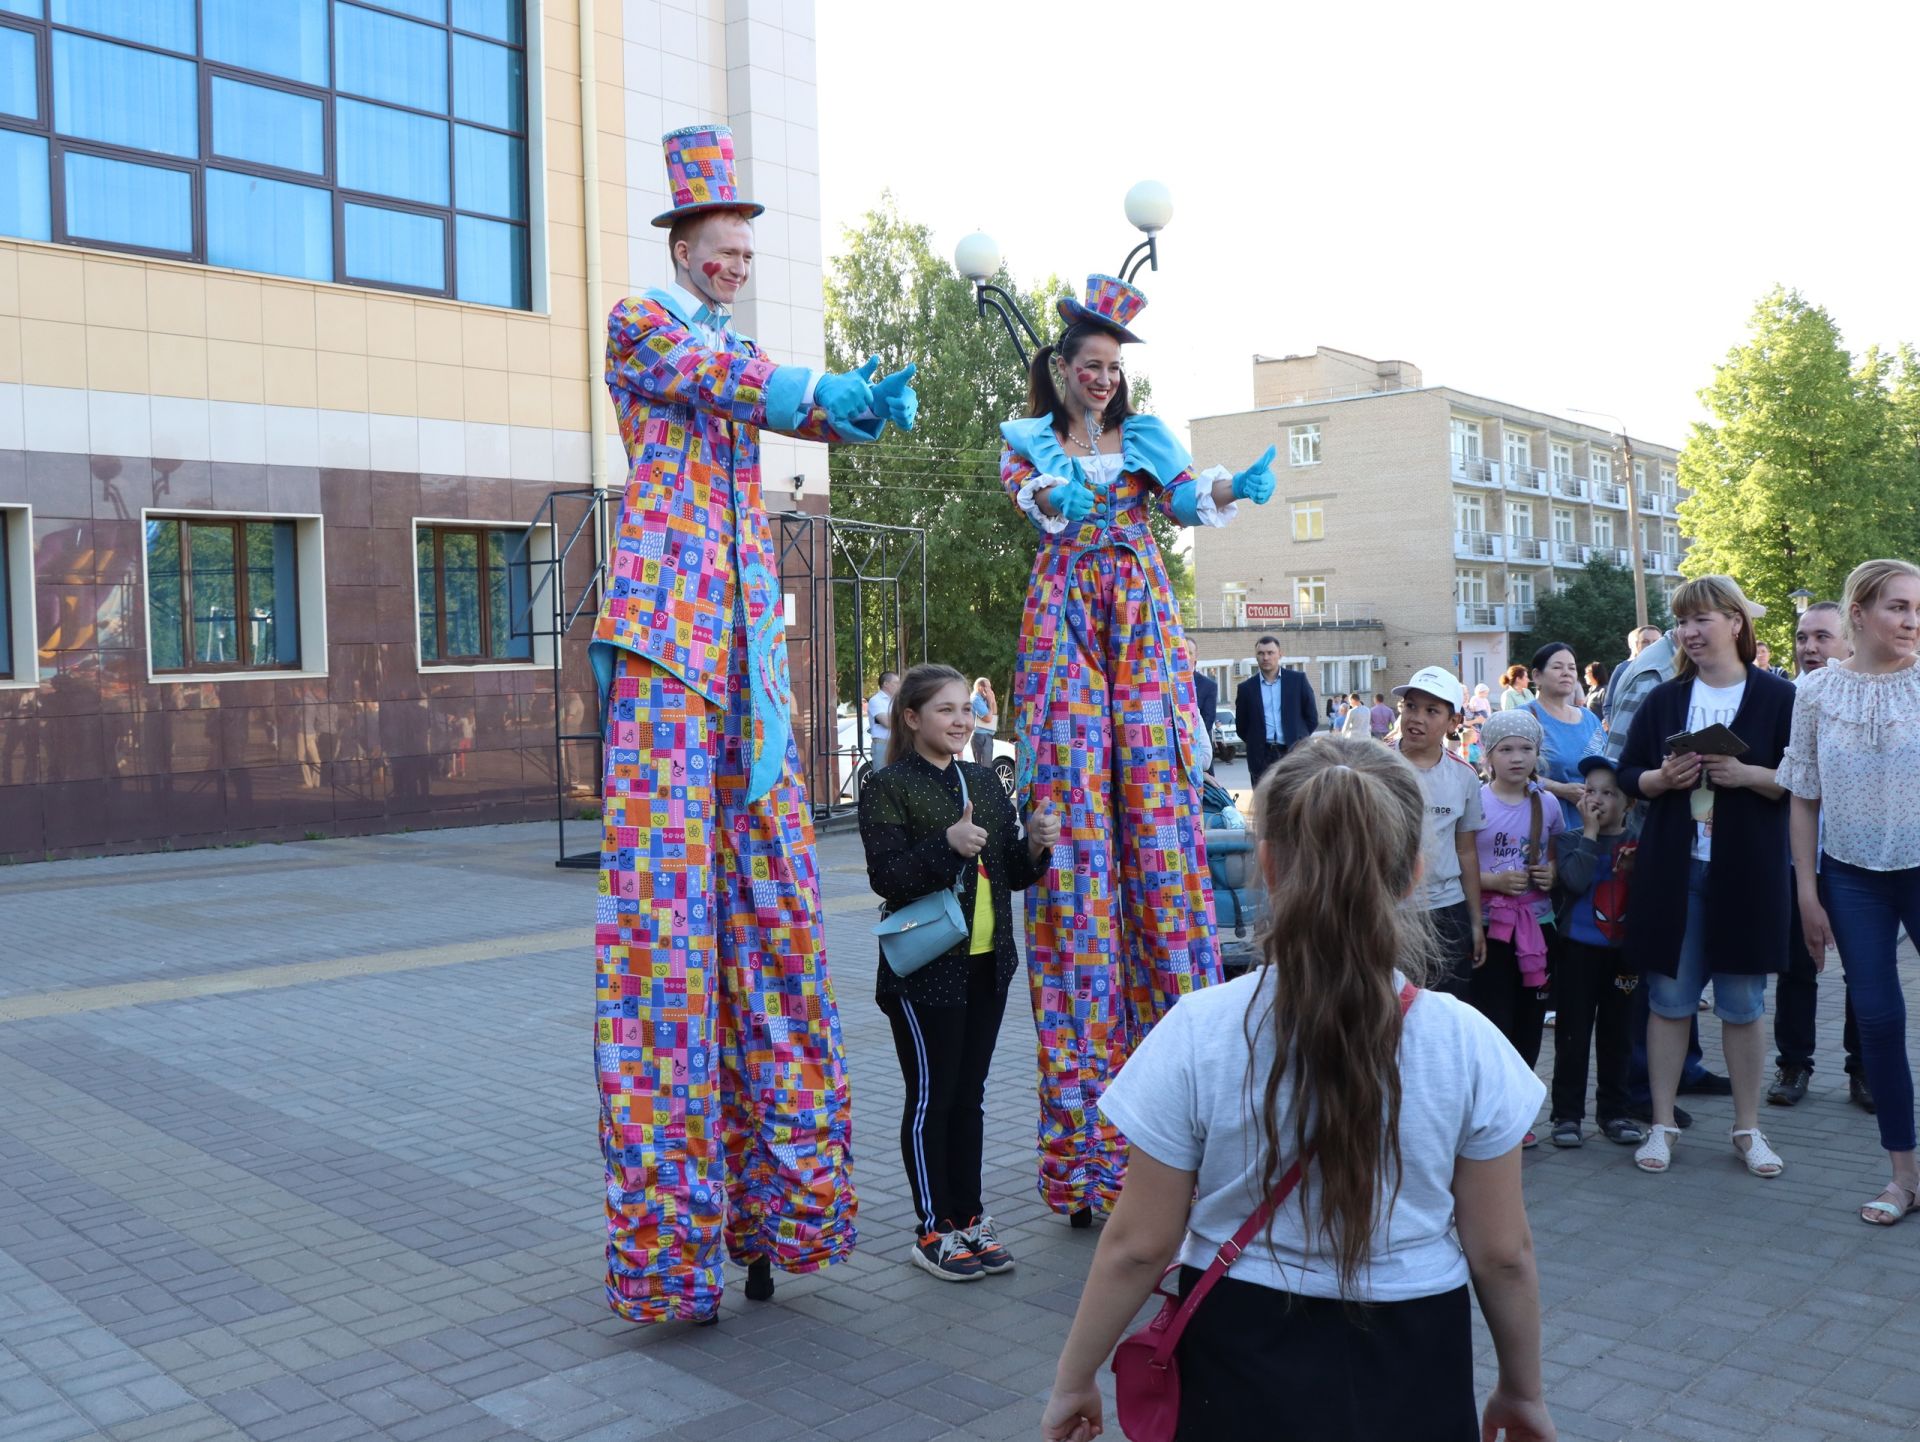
[
  {"x1": 1187, "y1": 348, "x2": 1686, "y2": 702},
  {"x1": 0, "y1": 0, "x2": 829, "y2": 859}
]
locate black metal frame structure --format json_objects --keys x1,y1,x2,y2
[{"x1": 0, "y1": 0, "x2": 530, "y2": 307}]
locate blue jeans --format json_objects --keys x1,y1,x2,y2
[
  {"x1": 1645, "y1": 860, "x2": 1767, "y2": 1024},
  {"x1": 1820, "y1": 858, "x2": 1920, "y2": 1153}
]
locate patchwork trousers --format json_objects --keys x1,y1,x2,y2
[
  {"x1": 595, "y1": 645, "x2": 855, "y2": 1322},
  {"x1": 1021, "y1": 546, "x2": 1219, "y2": 1216}
]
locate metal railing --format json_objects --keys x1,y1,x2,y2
[
  {"x1": 1509, "y1": 603, "x2": 1539, "y2": 629},
  {"x1": 1456, "y1": 602, "x2": 1506, "y2": 630},
  {"x1": 1551, "y1": 472, "x2": 1587, "y2": 501},
  {"x1": 1505, "y1": 465, "x2": 1548, "y2": 496},
  {"x1": 1454, "y1": 529, "x2": 1505, "y2": 560},
  {"x1": 1507, "y1": 535, "x2": 1550, "y2": 563},
  {"x1": 1192, "y1": 600, "x2": 1380, "y2": 629},
  {"x1": 1592, "y1": 481, "x2": 1626, "y2": 508},
  {"x1": 1450, "y1": 455, "x2": 1500, "y2": 487}
]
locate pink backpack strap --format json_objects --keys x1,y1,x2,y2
[{"x1": 1145, "y1": 981, "x2": 1419, "y2": 1369}]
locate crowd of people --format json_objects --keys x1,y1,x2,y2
[{"x1": 588, "y1": 119, "x2": 1917, "y2": 1442}]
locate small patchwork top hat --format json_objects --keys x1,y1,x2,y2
[
  {"x1": 1057, "y1": 274, "x2": 1148, "y2": 344},
  {"x1": 651, "y1": 124, "x2": 764, "y2": 228}
]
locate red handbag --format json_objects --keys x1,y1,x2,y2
[{"x1": 1110, "y1": 982, "x2": 1418, "y2": 1441}]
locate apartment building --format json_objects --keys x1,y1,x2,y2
[
  {"x1": 0, "y1": 0, "x2": 827, "y2": 860},
  {"x1": 1188, "y1": 347, "x2": 1686, "y2": 700}
]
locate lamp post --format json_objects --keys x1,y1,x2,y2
[
  {"x1": 1790, "y1": 587, "x2": 1813, "y2": 615},
  {"x1": 1566, "y1": 407, "x2": 1648, "y2": 630},
  {"x1": 955, "y1": 182, "x2": 1174, "y2": 368}
]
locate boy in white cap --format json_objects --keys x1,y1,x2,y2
[{"x1": 1392, "y1": 665, "x2": 1485, "y2": 995}]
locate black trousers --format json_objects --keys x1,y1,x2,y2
[
  {"x1": 1174, "y1": 1271, "x2": 1477, "y2": 1442},
  {"x1": 1429, "y1": 901, "x2": 1476, "y2": 999},
  {"x1": 1551, "y1": 938, "x2": 1636, "y2": 1122},
  {"x1": 1774, "y1": 876, "x2": 1862, "y2": 1076},
  {"x1": 881, "y1": 955, "x2": 1009, "y2": 1235},
  {"x1": 1471, "y1": 932, "x2": 1547, "y2": 1067}
]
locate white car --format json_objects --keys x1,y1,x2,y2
[{"x1": 834, "y1": 711, "x2": 1016, "y2": 803}]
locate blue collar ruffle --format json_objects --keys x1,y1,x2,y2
[{"x1": 1000, "y1": 413, "x2": 1190, "y2": 485}]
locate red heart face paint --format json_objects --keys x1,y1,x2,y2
[{"x1": 702, "y1": 260, "x2": 723, "y2": 279}]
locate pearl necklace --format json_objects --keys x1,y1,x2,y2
[{"x1": 1064, "y1": 408, "x2": 1105, "y2": 455}]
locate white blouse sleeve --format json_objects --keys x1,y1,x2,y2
[
  {"x1": 1189, "y1": 465, "x2": 1240, "y2": 527},
  {"x1": 1015, "y1": 472, "x2": 1070, "y2": 536}
]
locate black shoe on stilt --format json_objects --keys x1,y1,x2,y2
[
  {"x1": 693, "y1": 1311, "x2": 719, "y2": 1327},
  {"x1": 1068, "y1": 1207, "x2": 1092, "y2": 1230},
  {"x1": 744, "y1": 1257, "x2": 775, "y2": 1301}
]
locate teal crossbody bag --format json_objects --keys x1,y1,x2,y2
[{"x1": 873, "y1": 766, "x2": 973, "y2": 977}]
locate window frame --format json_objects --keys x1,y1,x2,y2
[
  {"x1": 1287, "y1": 423, "x2": 1321, "y2": 467},
  {"x1": 1456, "y1": 569, "x2": 1488, "y2": 606},
  {"x1": 1449, "y1": 418, "x2": 1482, "y2": 462},
  {"x1": 1291, "y1": 575, "x2": 1328, "y2": 615},
  {"x1": 415, "y1": 520, "x2": 536, "y2": 668},
  {"x1": 1549, "y1": 441, "x2": 1573, "y2": 478},
  {"x1": 1454, "y1": 492, "x2": 1485, "y2": 532},
  {"x1": 0, "y1": 0, "x2": 530, "y2": 307},
  {"x1": 1289, "y1": 498, "x2": 1323, "y2": 541},
  {"x1": 1551, "y1": 506, "x2": 1575, "y2": 544},
  {"x1": 145, "y1": 512, "x2": 305, "y2": 675},
  {"x1": 1592, "y1": 512, "x2": 1613, "y2": 549}
]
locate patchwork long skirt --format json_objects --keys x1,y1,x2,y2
[
  {"x1": 594, "y1": 642, "x2": 856, "y2": 1323},
  {"x1": 1019, "y1": 543, "x2": 1220, "y2": 1217}
]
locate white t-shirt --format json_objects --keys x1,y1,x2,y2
[
  {"x1": 1684, "y1": 676, "x2": 1745, "y2": 861},
  {"x1": 1098, "y1": 970, "x2": 1544, "y2": 1303},
  {"x1": 867, "y1": 690, "x2": 892, "y2": 743}
]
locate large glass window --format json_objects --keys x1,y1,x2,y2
[
  {"x1": 0, "y1": 0, "x2": 529, "y2": 306},
  {"x1": 416, "y1": 525, "x2": 533, "y2": 665},
  {"x1": 146, "y1": 516, "x2": 302, "y2": 673}
]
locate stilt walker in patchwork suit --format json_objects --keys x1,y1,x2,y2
[
  {"x1": 1001, "y1": 276, "x2": 1277, "y2": 1224},
  {"x1": 591, "y1": 125, "x2": 919, "y2": 1324}
]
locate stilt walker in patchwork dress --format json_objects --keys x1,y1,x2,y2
[
  {"x1": 591, "y1": 125, "x2": 920, "y2": 1324},
  {"x1": 1001, "y1": 276, "x2": 1277, "y2": 1224}
]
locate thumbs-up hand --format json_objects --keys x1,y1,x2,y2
[
  {"x1": 872, "y1": 362, "x2": 919, "y2": 431},
  {"x1": 1027, "y1": 797, "x2": 1062, "y2": 853},
  {"x1": 815, "y1": 355, "x2": 881, "y2": 433},
  {"x1": 1232, "y1": 444, "x2": 1277, "y2": 504},
  {"x1": 947, "y1": 800, "x2": 987, "y2": 858}
]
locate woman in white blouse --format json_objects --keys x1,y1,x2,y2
[{"x1": 1782, "y1": 558, "x2": 1920, "y2": 1225}]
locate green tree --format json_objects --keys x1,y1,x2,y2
[
  {"x1": 821, "y1": 194, "x2": 1189, "y2": 707},
  {"x1": 1512, "y1": 556, "x2": 1672, "y2": 673},
  {"x1": 1678, "y1": 287, "x2": 1920, "y2": 650}
]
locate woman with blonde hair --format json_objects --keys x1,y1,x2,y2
[
  {"x1": 1616, "y1": 574, "x2": 1796, "y2": 1177},
  {"x1": 968, "y1": 676, "x2": 997, "y2": 766},
  {"x1": 1780, "y1": 558, "x2": 1920, "y2": 1224},
  {"x1": 1040, "y1": 736, "x2": 1552, "y2": 1442}
]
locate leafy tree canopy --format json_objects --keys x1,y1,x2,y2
[
  {"x1": 1678, "y1": 286, "x2": 1920, "y2": 650},
  {"x1": 1512, "y1": 555, "x2": 1671, "y2": 674}
]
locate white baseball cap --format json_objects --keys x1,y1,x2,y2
[{"x1": 1391, "y1": 665, "x2": 1464, "y2": 711}]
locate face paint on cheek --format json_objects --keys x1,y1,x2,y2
[
  {"x1": 1075, "y1": 369, "x2": 1099, "y2": 388},
  {"x1": 702, "y1": 260, "x2": 723, "y2": 280}
]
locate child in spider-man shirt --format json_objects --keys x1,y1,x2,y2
[{"x1": 1546, "y1": 755, "x2": 1648, "y2": 1150}]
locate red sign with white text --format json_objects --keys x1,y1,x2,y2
[{"x1": 1244, "y1": 602, "x2": 1293, "y2": 620}]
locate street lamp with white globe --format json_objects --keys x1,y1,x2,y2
[{"x1": 953, "y1": 181, "x2": 1174, "y2": 367}]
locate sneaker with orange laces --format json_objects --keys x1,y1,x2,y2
[
  {"x1": 960, "y1": 1215, "x2": 1014, "y2": 1274},
  {"x1": 909, "y1": 1227, "x2": 983, "y2": 1282}
]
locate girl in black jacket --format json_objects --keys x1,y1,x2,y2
[{"x1": 858, "y1": 663, "x2": 1059, "y2": 1282}]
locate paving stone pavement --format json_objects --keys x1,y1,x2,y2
[{"x1": 3, "y1": 819, "x2": 1919, "y2": 1441}]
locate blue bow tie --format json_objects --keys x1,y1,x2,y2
[{"x1": 693, "y1": 303, "x2": 732, "y2": 336}]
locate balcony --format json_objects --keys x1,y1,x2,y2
[
  {"x1": 1588, "y1": 544, "x2": 1628, "y2": 568},
  {"x1": 1505, "y1": 465, "x2": 1548, "y2": 497},
  {"x1": 1552, "y1": 541, "x2": 1589, "y2": 568},
  {"x1": 1592, "y1": 481, "x2": 1627, "y2": 508},
  {"x1": 1645, "y1": 550, "x2": 1674, "y2": 575},
  {"x1": 1509, "y1": 603, "x2": 1539, "y2": 629},
  {"x1": 1454, "y1": 529, "x2": 1506, "y2": 561},
  {"x1": 1451, "y1": 455, "x2": 1500, "y2": 488},
  {"x1": 1640, "y1": 490, "x2": 1676, "y2": 517},
  {"x1": 1506, "y1": 535, "x2": 1550, "y2": 563},
  {"x1": 1551, "y1": 473, "x2": 1588, "y2": 502},
  {"x1": 1457, "y1": 602, "x2": 1506, "y2": 632},
  {"x1": 1191, "y1": 599, "x2": 1380, "y2": 629}
]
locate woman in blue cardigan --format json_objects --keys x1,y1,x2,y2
[{"x1": 1616, "y1": 576, "x2": 1795, "y2": 1178}]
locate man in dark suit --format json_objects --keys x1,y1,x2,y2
[
  {"x1": 1234, "y1": 635, "x2": 1320, "y2": 787},
  {"x1": 1192, "y1": 667, "x2": 1219, "y2": 774}
]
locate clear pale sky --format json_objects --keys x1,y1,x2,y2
[{"x1": 816, "y1": 0, "x2": 1920, "y2": 453}]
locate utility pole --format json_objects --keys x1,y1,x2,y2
[{"x1": 1568, "y1": 408, "x2": 1648, "y2": 629}]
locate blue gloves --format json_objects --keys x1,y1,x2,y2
[
  {"x1": 1232, "y1": 445, "x2": 1277, "y2": 504},
  {"x1": 814, "y1": 357, "x2": 879, "y2": 434},
  {"x1": 1049, "y1": 478, "x2": 1096, "y2": 524},
  {"x1": 872, "y1": 363, "x2": 918, "y2": 431}
]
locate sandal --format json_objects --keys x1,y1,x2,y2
[
  {"x1": 1731, "y1": 1128, "x2": 1784, "y2": 1178},
  {"x1": 1861, "y1": 1181, "x2": 1918, "y2": 1227},
  {"x1": 1600, "y1": 1117, "x2": 1647, "y2": 1145},
  {"x1": 1549, "y1": 1119, "x2": 1583, "y2": 1149},
  {"x1": 1635, "y1": 1123, "x2": 1681, "y2": 1173}
]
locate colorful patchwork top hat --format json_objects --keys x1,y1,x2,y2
[
  {"x1": 651, "y1": 124, "x2": 764, "y2": 228},
  {"x1": 1057, "y1": 273, "x2": 1148, "y2": 344}
]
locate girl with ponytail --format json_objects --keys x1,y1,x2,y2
[{"x1": 1042, "y1": 736, "x2": 1555, "y2": 1442}]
